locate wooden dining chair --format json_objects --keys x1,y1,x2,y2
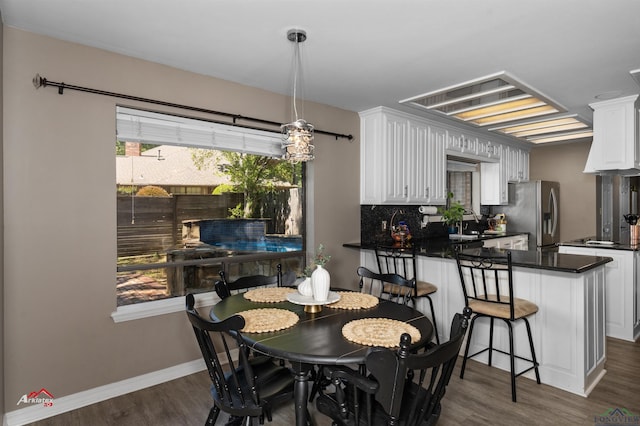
[
  {"x1": 315, "y1": 308, "x2": 471, "y2": 426},
  {"x1": 309, "y1": 267, "x2": 416, "y2": 403},
  {"x1": 357, "y1": 266, "x2": 415, "y2": 305},
  {"x1": 374, "y1": 246, "x2": 440, "y2": 344},
  {"x1": 185, "y1": 293, "x2": 295, "y2": 425},
  {"x1": 215, "y1": 263, "x2": 284, "y2": 299}
]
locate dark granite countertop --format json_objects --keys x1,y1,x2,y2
[
  {"x1": 344, "y1": 237, "x2": 613, "y2": 273},
  {"x1": 559, "y1": 236, "x2": 640, "y2": 251}
]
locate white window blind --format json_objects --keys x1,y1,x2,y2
[{"x1": 116, "y1": 106, "x2": 284, "y2": 157}]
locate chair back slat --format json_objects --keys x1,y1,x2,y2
[
  {"x1": 357, "y1": 266, "x2": 415, "y2": 305},
  {"x1": 185, "y1": 294, "x2": 262, "y2": 414},
  {"x1": 375, "y1": 246, "x2": 417, "y2": 281},
  {"x1": 367, "y1": 309, "x2": 471, "y2": 425},
  {"x1": 456, "y1": 251, "x2": 516, "y2": 320},
  {"x1": 215, "y1": 264, "x2": 284, "y2": 299},
  {"x1": 317, "y1": 309, "x2": 471, "y2": 425}
]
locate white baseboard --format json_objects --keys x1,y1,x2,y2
[{"x1": 3, "y1": 359, "x2": 206, "y2": 426}]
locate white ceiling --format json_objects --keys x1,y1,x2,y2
[{"x1": 2, "y1": 0, "x2": 640, "y2": 145}]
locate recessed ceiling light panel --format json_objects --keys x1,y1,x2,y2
[{"x1": 400, "y1": 71, "x2": 592, "y2": 144}]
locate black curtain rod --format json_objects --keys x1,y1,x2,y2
[{"x1": 32, "y1": 73, "x2": 354, "y2": 141}]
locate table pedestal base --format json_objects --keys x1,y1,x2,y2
[{"x1": 304, "y1": 304, "x2": 322, "y2": 313}]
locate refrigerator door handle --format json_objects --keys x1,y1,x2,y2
[{"x1": 550, "y1": 187, "x2": 558, "y2": 237}]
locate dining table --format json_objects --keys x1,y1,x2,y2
[{"x1": 210, "y1": 288, "x2": 434, "y2": 426}]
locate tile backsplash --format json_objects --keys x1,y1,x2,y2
[{"x1": 360, "y1": 205, "x2": 449, "y2": 245}]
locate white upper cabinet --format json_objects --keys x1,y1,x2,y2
[
  {"x1": 481, "y1": 145, "x2": 530, "y2": 205},
  {"x1": 504, "y1": 145, "x2": 530, "y2": 182},
  {"x1": 360, "y1": 107, "x2": 530, "y2": 206},
  {"x1": 382, "y1": 114, "x2": 411, "y2": 203},
  {"x1": 409, "y1": 122, "x2": 447, "y2": 204},
  {"x1": 359, "y1": 107, "x2": 447, "y2": 205},
  {"x1": 480, "y1": 150, "x2": 507, "y2": 205},
  {"x1": 424, "y1": 124, "x2": 448, "y2": 204},
  {"x1": 585, "y1": 94, "x2": 640, "y2": 174}
]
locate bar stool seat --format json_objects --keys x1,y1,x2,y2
[
  {"x1": 383, "y1": 280, "x2": 437, "y2": 297},
  {"x1": 468, "y1": 296, "x2": 538, "y2": 319}
]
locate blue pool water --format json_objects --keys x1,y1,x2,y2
[{"x1": 212, "y1": 237, "x2": 302, "y2": 253}]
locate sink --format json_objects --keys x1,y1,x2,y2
[{"x1": 449, "y1": 234, "x2": 479, "y2": 240}]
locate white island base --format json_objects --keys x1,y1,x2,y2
[{"x1": 362, "y1": 252, "x2": 608, "y2": 397}]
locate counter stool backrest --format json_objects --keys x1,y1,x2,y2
[
  {"x1": 375, "y1": 246, "x2": 417, "y2": 281},
  {"x1": 374, "y1": 245, "x2": 440, "y2": 344},
  {"x1": 456, "y1": 251, "x2": 515, "y2": 320}
]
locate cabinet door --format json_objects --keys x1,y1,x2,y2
[
  {"x1": 482, "y1": 234, "x2": 528, "y2": 250},
  {"x1": 559, "y1": 246, "x2": 636, "y2": 341},
  {"x1": 480, "y1": 152, "x2": 507, "y2": 205},
  {"x1": 589, "y1": 96, "x2": 639, "y2": 170},
  {"x1": 511, "y1": 235, "x2": 529, "y2": 250},
  {"x1": 427, "y1": 125, "x2": 447, "y2": 204},
  {"x1": 406, "y1": 121, "x2": 447, "y2": 205},
  {"x1": 382, "y1": 115, "x2": 410, "y2": 203},
  {"x1": 359, "y1": 111, "x2": 383, "y2": 204},
  {"x1": 504, "y1": 147, "x2": 530, "y2": 182},
  {"x1": 407, "y1": 122, "x2": 430, "y2": 203},
  {"x1": 518, "y1": 149, "x2": 530, "y2": 181}
]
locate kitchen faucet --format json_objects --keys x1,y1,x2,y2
[{"x1": 467, "y1": 209, "x2": 481, "y2": 223}]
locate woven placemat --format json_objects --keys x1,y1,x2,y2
[
  {"x1": 342, "y1": 318, "x2": 421, "y2": 348},
  {"x1": 237, "y1": 308, "x2": 299, "y2": 333},
  {"x1": 243, "y1": 287, "x2": 297, "y2": 303},
  {"x1": 326, "y1": 292, "x2": 379, "y2": 310}
]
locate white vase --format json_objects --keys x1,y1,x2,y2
[
  {"x1": 297, "y1": 277, "x2": 313, "y2": 297},
  {"x1": 311, "y1": 265, "x2": 331, "y2": 302}
]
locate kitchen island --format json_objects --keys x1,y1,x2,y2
[
  {"x1": 347, "y1": 240, "x2": 612, "y2": 397},
  {"x1": 559, "y1": 237, "x2": 640, "y2": 342}
]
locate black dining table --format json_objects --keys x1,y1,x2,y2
[{"x1": 210, "y1": 289, "x2": 434, "y2": 426}]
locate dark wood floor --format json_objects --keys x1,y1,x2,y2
[{"x1": 29, "y1": 337, "x2": 639, "y2": 426}]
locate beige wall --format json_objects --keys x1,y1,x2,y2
[
  {"x1": 529, "y1": 140, "x2": 596, "y2": 241},
  {"x1": 2, "y1": 27, "x2": 360, "y2": 409},
  {"x1": 1, "y1": 9, "x2": 5, "y2": 419}
]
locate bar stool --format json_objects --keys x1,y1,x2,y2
[
  {"x1": 455, "y1": 250, "x2": 540, "y2": 402},
  {"x1": 375, "y1": 246, "x2": 440, "y2": 344}
]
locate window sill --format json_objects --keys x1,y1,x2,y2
[{"x1": 111, "y1": 292, "x2": 220, "y2": 323}]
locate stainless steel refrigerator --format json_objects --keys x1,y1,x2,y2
[{"x1": 498, "y1": 180, "x2": 560, "y2": 250}]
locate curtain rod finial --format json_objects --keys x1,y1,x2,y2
[{"x1": 32, "y1": 73, "x2": 45, "y2": 89}]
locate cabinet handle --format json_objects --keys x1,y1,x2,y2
[
  {"x1": 425, "y1": 187, "x2": 429, "y2": 197},
  {"x1": 404, "y1": 185, "x2": 408, "y2": 197}
]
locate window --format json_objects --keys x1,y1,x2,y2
[
  {"x1": 447, "y1": 171, "x2": 472, "y2": 210},
  {"x1": 113, "y1": 107, "x2": 305, "y2": 321},
  {"x1": 446, "y1": 158, "x2": 478, "y2": 211}
]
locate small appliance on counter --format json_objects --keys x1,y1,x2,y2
[
  {"x1": 486, "y1": 213, "x2": 507, "y2": 233},
  {"x1": 623, "y1": 214, "x2": 640, "y2": 244}
]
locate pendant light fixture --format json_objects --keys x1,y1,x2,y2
[{"x1": 282, "y1": 29, "x2": 315, "y2": 162}]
